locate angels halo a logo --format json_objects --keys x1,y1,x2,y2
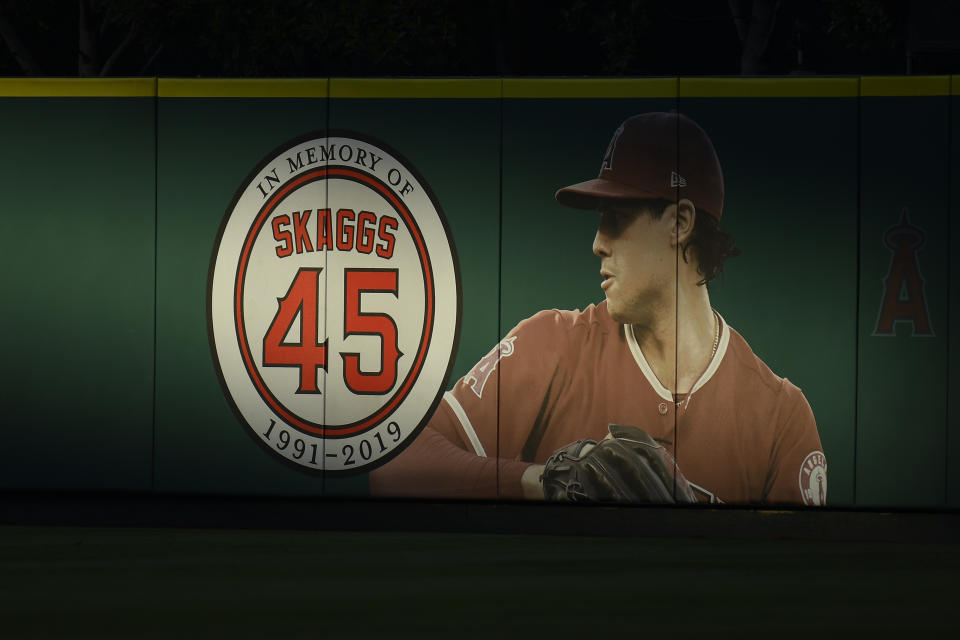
[{"x1": 209, "y1": 132, "x2": 460, "y2": 474}]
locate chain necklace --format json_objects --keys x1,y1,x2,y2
[
  {"x1": 675, "y1": 309, "x2": 720, "y2": 409},
  {"x1": 710, "y1": 309, "x2": 720, "y2": 360}
]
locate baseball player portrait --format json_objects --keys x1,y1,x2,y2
[{"x1": 370, "y1": 112, "x2": 827, "y2": 506}]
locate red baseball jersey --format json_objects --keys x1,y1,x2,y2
[{"x1": 370, "y1": 301, "x2": 826, "y2": 505}]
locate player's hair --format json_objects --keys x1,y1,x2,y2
[{"x1": 642, "y1": 198, "x2": 741, "y2": 286}]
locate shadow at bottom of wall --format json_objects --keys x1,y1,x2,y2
[{"x1": 1, "y1": 491, "x2": 958, "y2": 543}]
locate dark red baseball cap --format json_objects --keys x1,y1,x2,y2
[{"x1": 555, "y1": 112, "x2": 725, "y2": 220}]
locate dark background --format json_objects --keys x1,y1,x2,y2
[{"x1": 0, "y1": 0, "x2": 957, "y2": 78}]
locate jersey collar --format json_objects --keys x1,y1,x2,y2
[{"x1": 623, "y1": 312, "x2": 731, "y2": 403}]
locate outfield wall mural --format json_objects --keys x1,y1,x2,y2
[{"x1": 0, "y1": 76, "x2": 956, "y2": 509}]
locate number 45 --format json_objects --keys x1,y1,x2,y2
[{"x1": 262, "y1": 268, "x2": 401, "y2": 395}]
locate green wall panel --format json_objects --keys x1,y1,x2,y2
[
  {"x1": 680, "y1": 98, "x2": 859, "y2": 506},
  {"x1": 155, "y1": 97, "x2": 340, "y2": 496},
  {"x1": 324, "y1": 96, "x2": 501, "y2": 494},
  {"x1": 0, "y1": 97, "x2": 155, "y2": 490},
  {"x1": 857, "y1": 96, "x2": 951, "y2": 507}
]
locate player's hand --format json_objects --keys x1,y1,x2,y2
[{"x1": 521, "y1": 464, "x2": 546, "y2": 500}]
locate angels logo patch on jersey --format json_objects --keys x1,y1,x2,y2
[
  {"x1": 799, "y1": 450, "x2": 827, "y2": 506},
  {"x1": 209, "y1": 132, "x2": 461, "y2": 474},
  {"x1": 465, "y1": 337, "x2": 516, "y2": 399}
]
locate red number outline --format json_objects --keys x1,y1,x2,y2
[
  {"x1": 261, "y1": 267, "x2": 328, "y2": 394},
  {"x1": 341, "y1": 268, "x2": 402, "y2": 395}
]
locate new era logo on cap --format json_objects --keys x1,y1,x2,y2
[{"x1": 670, "y1": 171, "x2": 687, "y2": 188}]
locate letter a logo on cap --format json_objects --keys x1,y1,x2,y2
[{"x1": 602, "y1": 125, "x2": 625, "y2": 171}]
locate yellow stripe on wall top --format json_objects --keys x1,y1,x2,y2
[
  {"x1": 502, "y1": 78, "x2": 677, "y2": 99},
  {"x1": 679, "y1": 77, "x2": 859, "y2": 98},
  {"x1": 0, "y1": 78, "x2": 155, "y2": 97},
  {"x1": 860, "y1": 75, "x2": 951, "y2": 97},
  {"x1": 0, "y1": 76, "x2": 955, "y2": 98},
  {"x1": 158, "y1": 78, "x2": 328, "y2": 98},
  {"x1": 330, "y1": 78, "x2": 500, "y2": 98}
]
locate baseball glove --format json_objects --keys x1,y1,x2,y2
[{"x1": 540, "y1": 424, "x2": 698, "y2": 504}]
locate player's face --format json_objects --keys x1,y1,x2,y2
[{"x1": 592, "y1": 201, "x2": 676, "y2": 325}]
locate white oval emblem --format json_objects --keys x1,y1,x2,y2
[
  {"x1": 799, "y1": 450, "x2": 828, "y2": 506},
  {"x1": 209, "y1": 132, "x2": 460, "y2": 474}
]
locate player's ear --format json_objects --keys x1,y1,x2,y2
[{"x1": 669, "y1": 199, "x2": 696, "y2": 246}]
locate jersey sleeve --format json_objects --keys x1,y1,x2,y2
[
  {"x1": 368, "y1": 310, "x2": 571, "y2": 499},
  {"x1": 367, "y1": 424, "x2": 531, "y2": 499},
  {"x1": 445, "y1": 310, "x2": 573, "y2": 461},
  {"x1": 762, "y1": 381, "x2": 827, "y2": 506}
]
